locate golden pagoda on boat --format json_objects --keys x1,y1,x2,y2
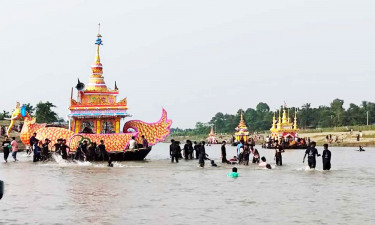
[
  {"x1": 234, "y1": 113, "x2": 249, "y2": 142},
  {"x1": 270, "y1": 107, "x2": 299, "y2": 140},
  {"x1": 68, "y1": 30, "x2": 128, "y2": 134}
]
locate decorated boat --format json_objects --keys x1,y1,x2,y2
[
  {"x1": 231, "y1": 113, "x2": 250, "y2": 146},
  {"x1": 7, "y1": 29, "x2": 172, "y2": 160},
  {"x1": 266, "y1": 107, "x2": 306, "y2": 149}
]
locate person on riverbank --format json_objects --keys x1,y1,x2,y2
[
  {"x1": 2, "y1": 136, "x2": 11, "y2": 163},
  {"x1": 303, "y1": 142, "x2": 320, "y2": 169},
  {"x1": 322, "y1": 144, "x2": 331, "y2": 170},
  {"x1": 274, "y1": 142, "x2": 284, "y2": 166},
  {"x1": 227, "y1": 167, "x2": 239, "y2": 178},
  {"x1": 221, "y1": 141, "x2": 228, "y2": 163},
  {"x1": 11, "y1": 137, "x2": 18, "y2": 162}
]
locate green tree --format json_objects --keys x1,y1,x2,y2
[
  {"x1": 35, "y1": 101, "x2": 59, "y2": 123},
  {"x1": 330, "y1": 99, "x2": 345, "y2": 126}
]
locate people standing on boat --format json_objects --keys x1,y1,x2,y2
[
  {"x1": 303, "y1": 142, "x2": 320, "y2": 169},
  {"x1": 98, "y1": 140, "x2": 107, "y2": 161},
  {"x1": 193, "y1": 141, "x2": 200, "y2": 159},
  {"x1": 274, "y1": 142, "x2": 284, "y2": 166},
  {"x1": 129, "y1": 136, "x2": 137, "y2": 151},
  {"x1": 41, "y1": 139, "x2": 50, "y2": 161},
  {"x1": 251, "y1": 146, "x2": 260, "y2": 164},
  {"x1": 11, "y1": 137, "x2": 18, "y2": 162},
  {"x1": 141, "y1": 135, "x2": 148, "y2": 148},
  {"x1": 221, "y1": 141, "x2": 228, "y2": 163},
  {"x1": 2, "y1": 136, "x2": 11, "y2": 163},
  {"x1": 322, "y1": 144, "x2": 331, "y2": 170},
  {"x1": 28, "y1": 132, "x2": 37, "y2": 155}
]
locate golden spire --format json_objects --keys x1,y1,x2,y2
[
  {"x1": 95, "y1": 23, "x2": 102, "y2": 63},
  {"x1": 277, "y1": 108, "x2": 281, "y2": 128},
  {"x1": 282, "y1": 107, "x2": 287, "y2": 124},
  {"x1": 287, "y1": 108, "x2": 290, "y2": 123},
  {"x1": 293, "y1": 109, "x2": 298, "y2": 130},
  {"x1": 271, "y1": 111, "x2": 276, "y2": 129},
  {"x1": 237, "y1": 112, "x2": 247, "y2": 129},
  {"x1": 209, "y1": 126, "x2": 215, "y2": 135}
]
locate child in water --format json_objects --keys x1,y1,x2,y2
[{"x1": 228, "y1": 167, "x2": 239, "y2": 177}]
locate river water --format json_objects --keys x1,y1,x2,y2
[{"x1": 0, "y1": 143, "x2": 374, "y2": 225}]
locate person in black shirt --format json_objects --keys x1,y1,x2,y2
[
  {"x1": 303, "y1": 142, "x2": 321, "y2": 169},
  {"x1": 194, "y1": 141, "x2": 200, "y2": 159},
  {"x1": 2, "y1": 136, "x2": 11, "y2": 163},
  {"x1": 199, "y1": 141, "x2": 208, "y2": 167},
  {"x1": 41, "y1": 139, "x2": 50, "y2": 161},
  {"x1": 54, "y1": 139, "x2": 62, "y2": 155},
  {"x1": 28, "y1": 133, "x2": 37, "y2": 155},
  {"x1": 98, "y1": 140, "x2": 107, "y2": 161},
  {"x1": 170, "y1": 140, "x2": 180, "y2": 163},
  {"x1": 88, "y1": 142, "x2": 97, "y2": 161},
  {"x1": 61, "y1": 139, "x2": 69, "y2": 160},
  {"x1": 221, "y1": 141, "x2": 228, "y2": 163},
  {"x1": 322, "y1": 144, "x2": 331, "y2": 170},
  {"x1": 274, "y1": 142, "x2": 284, "y2": 166},
  {"x1": 183, "y1": 140, "x2": 190, "y2": 159}
]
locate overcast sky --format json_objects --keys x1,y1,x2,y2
[{"x1": 1, "y1": 0, "x2": 375, "y2": 128}]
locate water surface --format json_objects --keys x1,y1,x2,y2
[{"x1": 0, "y1": 144, "x2": 374, "y2": 224}]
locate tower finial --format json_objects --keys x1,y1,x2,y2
[{"x1": 95, "y1": 23, "x2": 103, "y2": 63}]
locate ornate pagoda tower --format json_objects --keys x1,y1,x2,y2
[
  {"x1": 68, "y1": 28, "x2": 129, "y2": 134},
  {"x1": 270, "y1": 107, "x2": 299, "y2": 140},
  {"x1": 234, "y1": 112, "x2": 250, "y2": 142}
]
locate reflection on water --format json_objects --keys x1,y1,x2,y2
[{"x1": 0, "y1": 144, "x2": 374, "y2": 224}]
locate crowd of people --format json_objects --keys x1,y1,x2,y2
[{"x1": 263, "y1": 136, "x2": 309, "y2": 149}]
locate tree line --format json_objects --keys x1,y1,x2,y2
[
  {"x1": 0, "y1": 101, "x2": 64, "y2": 123},
  {"x1": 171, "y1": 99, "x2": 375, "y2": 136}
]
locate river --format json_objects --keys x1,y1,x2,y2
[{"x1": 0, "y1": 143, "x2": 374, "y2": 224}]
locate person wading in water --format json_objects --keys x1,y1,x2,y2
[
  {"x1": 221, "y1": 141, "x2": 228, "y2": 163},
  {"x1": 303, "y1": 141, "x2": 320, "y2": 169},
  {"x1": 274, "y1": 141, "x2": 284, "y2": 166}
]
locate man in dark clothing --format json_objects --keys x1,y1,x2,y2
[
  {"x1": 199, "y1": 141, "x2": 208, "y2": 167},
  {"x1": 303, "y1": 142, "x2": 320, "y2": 169},
  {"x1": 188, "y1": 140, "x2": 194, "y2": 159},
  {"x1": 221, "y1": 141, "x2": 228, "y2": 163},
  {"x1": 29, "y1": 133, "x2": 37, "y2": 155},
  {"x1": 322, "y1": 144, "x2": 331, "y2": 170},
  {"x1": 274, "y1": 142, "x2": 284, "y2": 166},
  {"x1": 54, "y1": 139, "x2": 62, "y2": 155},
  {"x1": 141, "y1": 135, "x2": 148, "y2": 148},
  {"x1": 183, "y1": 140, "x2": 190, "y2": 159},
  {"x1": 61, "y1": 139, "x2": 69, "y2": 160},
  {"x1": 194, "y1": 141, "x2": 200, "y2": 159},
  {"x1": 170, "y1": 140, "x2": 180, "y2": 163},
  {"x1": 2, "y1": 136, "x2": 11, "y2": 163},
  {"x1": 88, "y1": 142, "x2": 97, "y2": 161},
  {"x1": 41, "y1": 139, "x2": 50, "y2": 161},
  {"x1": 98, "y1": 140, "x2": 107, "y2": 161}
]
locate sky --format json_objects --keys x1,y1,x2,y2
[{"x1": 0, "y1": 0, "x2": 375, "y2": 128}]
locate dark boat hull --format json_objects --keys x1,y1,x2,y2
[{"x1": 107, "y1": 147, "x2": 152, "y2": 161}]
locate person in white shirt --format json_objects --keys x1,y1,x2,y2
[{"x1": 129, "y1": 136, "x2": 137, "y2": 151}]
